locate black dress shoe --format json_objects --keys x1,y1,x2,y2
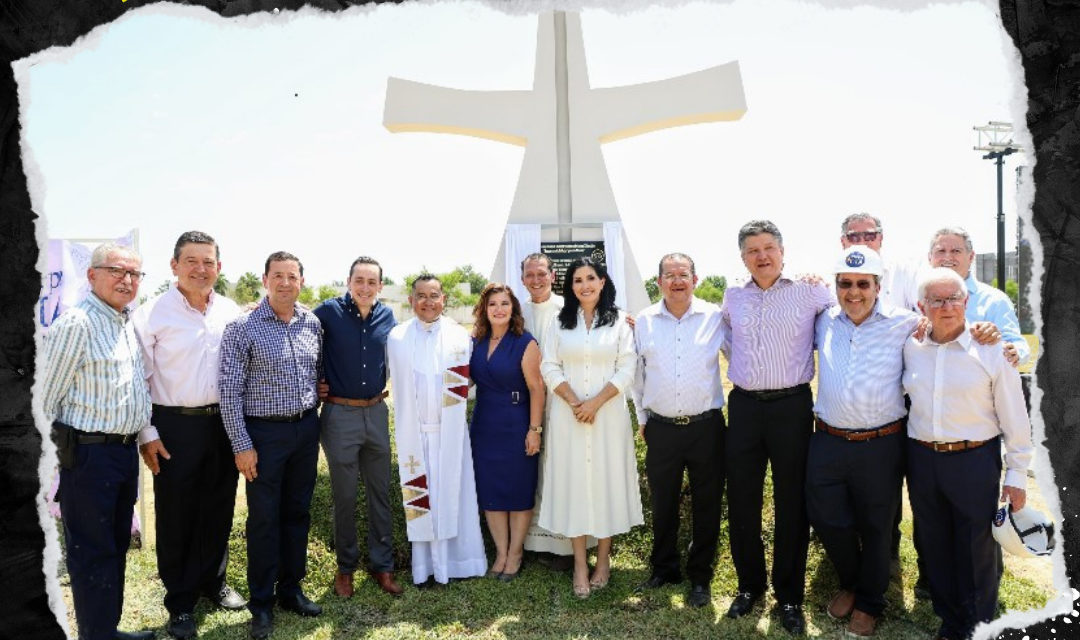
[
  {"x1": 687, "y1": 584, "x2": 711, "y2": 608},
  {"x1": 249, "y1": 610, "x2": 273, "y2": 640},
  {"x1": 166, "y1": 613, "x2": 197, "y2": 640},
  {"x1": 116, "y1": 631, "x2": 155, "y2": 640},
  {"x1": 634, "y1": 573, "x2": 681, "y2": 592},
  {"x1": 278, "y1": 591, "x2": 322, "y2": 617},
  {"x1": 208, "y1": 584, "x2": 247, "y2": 611},
  {"x1": 777, "y1": 603, "x2": 806, "y2": 635},
  {"x1": 725, "y1": 591, "x2": 761, "y2": 618}
]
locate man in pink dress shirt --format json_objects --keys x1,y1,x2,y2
[
  {"x1": 132, "y1": 231, "x2": 245, "y2": 639},
  {"x1": 721, "y1": 220, "x2": 833, "y2": 635}
]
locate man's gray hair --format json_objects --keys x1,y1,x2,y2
[
  {"x1": 91, "y1": 243, "x2": 140, "y2": 268},
  {"x1": 658, "y1": 253, "x2": 696, "y2": 277},
  {"x1": 737, "y1": 220, "x2": 783, "y2": 251},
  {"x1": 929, "y1": 227, "x2": 974, "y2": 254},
  {"x1": 840, "y1": 213, "x2": 882, "y2": 234},
  {"x1": 917, "y1": 267, "x2": 968, "y2": 302}
]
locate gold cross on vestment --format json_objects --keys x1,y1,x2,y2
[{"x1": 404, "y1": 455, "x2": 421, "y2": 475}]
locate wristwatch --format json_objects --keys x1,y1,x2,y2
[{"x1": 529, "y1": 425, "x2": 543, "y2": 434}]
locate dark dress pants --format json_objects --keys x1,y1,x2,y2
[
  {"x1": 244, "y1": 413, "x2": 320, "y2": 613},
  {"x1": 726, "y1": 387, "x2": 812, "y2": 605},
  {"x1": 806, "y1": 430, "x2": 903, "y2": 617},
  {"x1": 907, "y1": 437, "x2": 1002, "y2": 640},
  {"x1": 152, "y1": 410, "x2": 239, "y2": 615},
  {"x1": 644, "y1": 412, "x2": 726, "y2": 586},
  {"x1": 58, "y1": 441, "x2": 140, "y2": 640},
  {"x1": 320, "y1": 401, "x2": 395, "y2": 574}
]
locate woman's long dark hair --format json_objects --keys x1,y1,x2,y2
[{"x1": 557, "y1": 257, "x2": 619, "y2": 330}]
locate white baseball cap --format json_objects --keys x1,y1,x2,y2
[{"x1": 833, "y1": 245, "x2": 884, "y2": 277}]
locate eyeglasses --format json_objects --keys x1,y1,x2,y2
[
  {"x1": 836, "y1": 279, "x2": 874, "y2": 290},
  {"x1": 94, "y1": 266, "x2": 146, "y2": 282},
  {"x1": 844, "y1": 231, "x2": 880, "y2": 243},
  {"x1": 924, "y1": 293, "x2": 966, "y2": 309},
  {"x1": 661, "y1": 274, "x2": 694, "y2": 282}
]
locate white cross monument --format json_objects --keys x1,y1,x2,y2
[{"x1": 383, "y1": 10, "x2": 746, "y2": 313}]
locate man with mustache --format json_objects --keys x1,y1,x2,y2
[
  {"x1": 43, "y1": 243, "x2": 154, "y2": 640},
  {"x1": 808, "y1": 246, "x2": 919, "y2": 637}
]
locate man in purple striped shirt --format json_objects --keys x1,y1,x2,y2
[{"x1": 721, "y1": 220, "x2": 833, "y2": 635}]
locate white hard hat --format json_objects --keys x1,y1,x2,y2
[
  {"x1": 992, "y1": 503, "x2": 1056, "y2": 558},
  {"x1": 833, "y1": 246, "x2": 884, "y2": 277}
]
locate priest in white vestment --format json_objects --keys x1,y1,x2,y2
[{"x1": 387, "y1": 275, "x2": 487, "y2": 585}]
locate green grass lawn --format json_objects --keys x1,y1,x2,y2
[{"x1": 61, "y1": 401, "x2": 1052, "y2": 640}]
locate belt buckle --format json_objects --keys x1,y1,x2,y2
[{"x1": 673, "y1": 416, "x2": 690, "y2": 426}]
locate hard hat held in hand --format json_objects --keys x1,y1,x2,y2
[{"x1": 992, "y1": 502, "x2": 1055, "y2": 558}]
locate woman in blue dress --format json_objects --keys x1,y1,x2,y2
[{"x1": 469, "y1": 283, "x2": 545, "y2": 581}]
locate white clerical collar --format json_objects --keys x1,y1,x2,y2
[{"x1": 418, "y1": 317, "x2": 441, "y2": 332}]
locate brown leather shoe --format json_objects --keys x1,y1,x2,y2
[
  {"x1": 828, "y1": 589, "x2": 856, "y2": 620},
  {"x1": 370, "y1": 570, "x2": 404, "y2": 597},
  {"x1": 334, "y1": 571, "x2": 354, "y2": 598},
  {"x1": 845, "y1": 609, "x2": 876, "y2": 637}
]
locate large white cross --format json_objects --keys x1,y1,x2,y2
[{"x1": 383, "y1": 11, "x2": 746, "y2": 312}]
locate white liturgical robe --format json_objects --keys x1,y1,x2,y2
[{"x1": 387, "y1": 317, "x2": 487, "y2": 584}]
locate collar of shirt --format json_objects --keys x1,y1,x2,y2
[
  {"x1": 86, "y1": 291, "x2": 130, "y2": 324},
  {"x1": 171, "y1": 282, "x2": 220, "y2": 315},
  {"x1": 654, "y1": 295, "x2": 710, "y2": 320},
  {"x1": 253, "y1": 296, "x2": 307, "y2": 324},
  {"x1": 928, "y1": 322, "x2": 972, "y2": 349}
]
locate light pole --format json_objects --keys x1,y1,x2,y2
[{"x1": 973, "y1": 121, "x2": 1021, "y2": 293}]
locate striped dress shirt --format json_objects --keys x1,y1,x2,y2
[
  {"x1": 813, "y1": 301, "x2": 919, "y2": 429},
  {"x1": 218, "y1": 298, "x2": 322, "y2": 453},
  {"x1": 41, "y1": 292, "x2": 151, "y2": 434},
  {"x1": 721, "y1": 276, "x2": 834, "y2": 390}
]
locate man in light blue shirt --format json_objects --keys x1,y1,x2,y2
[
  {"x1": 808, "y1": 246, "x2": 919, "y2": 638},
  {"x1": 927, "y1": 227, "x2": 1028, "y2": 365}
]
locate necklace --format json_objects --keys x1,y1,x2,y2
[{"x1": 491, "y1": 332, "x2": 506, "y2": 342}]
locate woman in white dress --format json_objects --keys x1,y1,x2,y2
[{"x1": 539, "y1": 257, "x2": 642, "y2": 599}]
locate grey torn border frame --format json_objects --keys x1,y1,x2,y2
[{"x1": 12, "y1": 0, "x2": 1071, "y2": 639}]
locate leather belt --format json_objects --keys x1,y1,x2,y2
[
  {"x1": 153, "y1": 403, "x2": 221, "y2": 416},
  {"x1": 74, "y1": 430, "x2": 138, "y2": 445},
  {"x1": 252, "y1": 407, "x2": 318, "y2": 423},
  {"x1": 912, "y1": 437, "x2": 993, "y2": 453},
  {"x1": 324, "y1": 391, "x2": 388, "y2": 408},
  {"x1": 734, "y1": 383, "x2": 810, "y2": 403},
  {"x1": 647, "y1": 408, "x2": 721, "y2": 426},
  {"x1": 815, "y1": 418, "x2": 901, "y2": 442}
]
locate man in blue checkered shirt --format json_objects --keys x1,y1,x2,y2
[{"x1": 219, "y1": 251, "x2": 322, "y2": 640}]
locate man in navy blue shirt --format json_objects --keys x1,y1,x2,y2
[{"x1": 313, "y1": 256, "x2": 401, "y2": 599}]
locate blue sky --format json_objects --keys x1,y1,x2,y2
[{"x1": 18, "y1": 0, "x2": 1023, "y2": 290}]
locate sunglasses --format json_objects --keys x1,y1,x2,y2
[
  {"x1": 836, "y1": 279, "x2": 874, "y2": 290},
  {"x1": 844, "y1": 231, "x2": 880, "y2": 243}
]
